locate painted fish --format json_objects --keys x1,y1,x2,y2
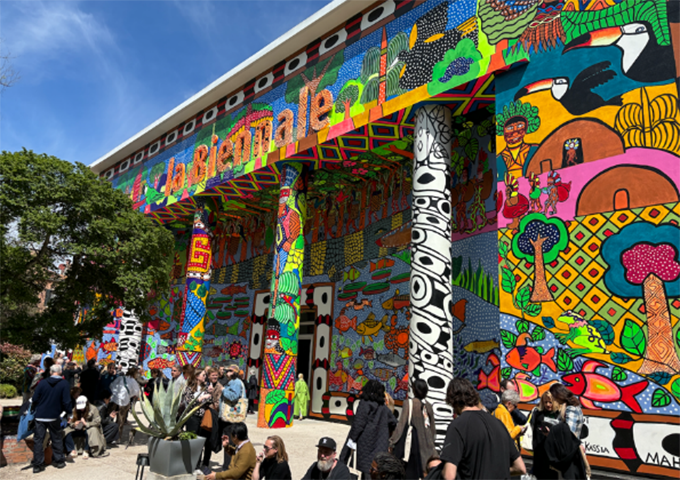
[
  {"x1": 359, "y1": 346, "x2": 375, "y2": 360},
  {"x1": 335, "y1": 314, "x2": 358, "y2": 333},
  {"x1": 451, "y1": 298, "x2": 467, "y2": 322},
  {"x1": 227, "y1": 323, "x2": 239, "y2": 335},
  {"x1": 506, "y1": 333, "x2": 556, "y2": 374},
  {"x1": 99, "y1": 339, "x2": 118, "y2": 353},
  {"x1": 339, "y1": 347, "x2": 353, "y2": 359},
  {"x1": 345, "y1": 299, "x2": 372, "y2": 311},
  {"x1": 563, "y1": 360, "x2": 648, "y2": 413},
  {"x1": 356, "y1": 313, "x2": 390, "y2": 342},
  {"x1": 512, "y1": 374, "x2": 557, "y2": 402},
  {"x1": 370, "y1": 259, "x2": 395, "y2": 272},
  {"x1": 147, "y1": 358, "x2": 175, "y2": 369},
  {"x1": 373, "y1": 369, "x2": 392, "y2": 381},
  {"x1": 376, "y1": 353, "x2": 407, "y2": 367},
  {"x1": 382, "y1": 289, "x2": 410, "y2": 311},
  {"x1": 464, "y1": 340, "x2": 500, "y2": 354},
  {"x1": 220, "y1": 285, "x2": 247, "y2": 295},
  {"x1": 477, "y1": 353, "x2": 501, "y2": 392},
  {"x1": 343, "y1": 267, "x2": 361, "y2": 282}
]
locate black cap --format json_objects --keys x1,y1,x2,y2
[{"x1": 316, "y1": 437, "x2": 337, "y2": 451}]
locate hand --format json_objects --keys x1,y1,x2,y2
[
  {"x1": 222, "y1": 435, "x2": 230, "y2": 447},
  {"x1": 520, "y1": 424, "x2": 528, "y2": 434},
  {"x1": 257, "y1": 452, "x2": 264, "y2": 463},
  {"x1": 205, "y1": 473, "x2": 216, "y2": 480}
]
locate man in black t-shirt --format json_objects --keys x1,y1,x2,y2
[
  {"x1": 440, "y1": 378, "x2": 526, "y2": 480},
  {"x1": 302, "y1": 437, "x2": 351, "y2": 480}
]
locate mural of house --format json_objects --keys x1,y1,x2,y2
[{"x1": 86, "y1": 0, "x2": 680, "y2": 477}]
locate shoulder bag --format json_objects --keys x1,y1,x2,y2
[
  {"x1": 520, "y1": 409, "x2": 534, "y2": 452},
  {"x1": 219, "y1": 380, "x2": 247, "y2": 423}
]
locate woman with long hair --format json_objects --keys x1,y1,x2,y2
[
  {"x1": 181, "y1": 368, "x2": 213, "y2": 475},
  {"x1": 388, "y1": 379, "x2": 437, "y2": 479},
  {"x1": 63, "y1": 395, "x2": 108, "y2": 458},
  {"x1": 252, "y1": 435, "x2": 292, "y2": 480},
  {"x1": 342, "y1": 379, "x2": 397, "y2": 478},
  {"x1": 529, "y1": 391, "x2": 560, "y2": 479},
  {"x1": 544, "y1": 383, "x2": 588, "y2": 479}
]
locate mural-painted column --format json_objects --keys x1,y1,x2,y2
[
  {"x1": 409, "y1": 105, "x2": 455, "y2": 446},
  {"x1": 258, "y1": 163, "x2": 308, "y2": 429},
  {"x1": 118, "y1": 309, "x2": 143, "y2": 373},
  {"x1": 176, "y1": 203, "x2": 213, "y2": 367}
]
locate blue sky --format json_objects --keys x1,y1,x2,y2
[{"x1": 1, "y1": 1, "x2": 333, "y2": 166}]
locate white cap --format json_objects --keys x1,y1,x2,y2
[{"x1": 75, "y1": 395, "x2": 88, "y2": 410}]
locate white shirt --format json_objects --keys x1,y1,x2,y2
[{"x1": 110, "y1": 375, "x2": 141, "y2": 406}]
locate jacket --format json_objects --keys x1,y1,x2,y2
[
  {"x1": 63, "y1": 403, "x2": 107, "y2": 456},
  {"x1": 343, "y1": 399, "x2": 396, "y2": 476},
  {"x1": 389, "y1": 398, "x2": 438, "y2": 474},
  {"x1": 494, "y1": 403, "x2": 522, "y2": 440},
  {"x1": 216, "y1": 440, "x2": 256, "y2": 479},
  {"x1": 32, "y1": 376, "x2": 71, "y2": 421},
  {"x1": 247, "y1": 376, "x2": 258, "y2": 400},
  {"x1": 302, "y1": 459, "x2": 351, "y2": 479},
  {"x1": 544, "y1": 422, "x2": 587, "y2": 479}
]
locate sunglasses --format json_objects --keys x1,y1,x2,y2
[{"x1": 263, "y1": 445, "x2": 275, "y2": 452}]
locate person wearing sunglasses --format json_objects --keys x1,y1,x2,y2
[{"x1": 252, "y1": 435, "x2": 291, "y2": 480}]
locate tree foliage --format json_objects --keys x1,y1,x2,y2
[
  {"x1": 0, "y1": 149, "x2": 174, "y2": 351},
  {"x1": 512, "y1": 213, "x2": 568, "y2": 263}
]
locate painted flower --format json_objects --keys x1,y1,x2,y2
[
  {"x1": 352, "y1": 168, "x2": 368, "y2": 175},
  {"x1": 343, "y1": 160, "x2": 357, "y2": 167}
]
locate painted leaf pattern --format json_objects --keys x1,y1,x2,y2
[
  {"x1": 501, "y1": 330, "x2": 518, "y2": 349},
  {"x1": 621, "y1": 320, "x2": 646, "y2": 357}
]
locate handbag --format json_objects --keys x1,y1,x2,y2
[
  {"x1": 520, "y1": 409, "x2": 534, "y2": 452},
  {"x1": 347, "y1": 449, "x2": 361, "y2": 480},
  {"x1": 200, "y1": 408, "x2": 213, "y2": 431},
  {"x1": 219, "y1": 380, "x2": 248, "y2": 423}
]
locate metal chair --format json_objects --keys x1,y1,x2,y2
[{"x1": 135, "y1": 453, "x2": 150, "y2": 480}]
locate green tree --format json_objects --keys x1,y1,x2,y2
[
  {"x1": 512, "y1": 213, "x2": 568, "y2": 302},
  {"x1": 0, "y1": 149, "x2": 174, "y2": 351},
  {"x1": 334, "y1": 83, "x2": 360, "y2": 120}
]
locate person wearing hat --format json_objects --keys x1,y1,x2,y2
[
  {"x1": 302, "y1": 437, "x2": 351, "y2": 479},
  {"x1": 63, "y1": 395, "x2": 108, "y2": 459}
]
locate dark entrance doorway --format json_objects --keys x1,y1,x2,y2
[{"x1": 297, "y1": 309, "x2": 315, "y2": 382}]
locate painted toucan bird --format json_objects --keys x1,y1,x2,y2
[
  {"x1": 514, "y1": 61, "x2": 623, "y2": 116},
  {"x1": 563, "y1": 22, "x2": 675, "y2": 84}
]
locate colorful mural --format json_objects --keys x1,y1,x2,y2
[
  {"x1": 92, "y1": 0, "x2": 680, "y2": 476},
  {"x1": 491, "y1": 0, "x2": 680, "y2": 470}
]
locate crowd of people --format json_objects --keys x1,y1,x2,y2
[{"x1": 21, "y1": 352, "x2": 589, "y2": 480}]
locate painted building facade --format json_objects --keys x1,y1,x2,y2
[{"x1": 88, "y1": 0, "x2": 680, "y2": 477}]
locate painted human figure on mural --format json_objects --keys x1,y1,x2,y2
[
  {"x1": 453, "y1": 169, "x2": 471, "y2": 234},
  {"x1": 466, "y1": 166, "x2": 488, "y2": 233},
  {"x1": 528, "y1": 173, "x2": 542, "y2": 212},
  {"x1": 496, "y1": 101, "x2": 540, "y2": 180},
  {"x1": 542, "y1": 170, "x2": 571, "y2": 216},
  {"x1": 501, "y1": 173, "x2": 529, "y2": 232}
]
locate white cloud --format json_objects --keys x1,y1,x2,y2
[{"x1": 5, "y1": 1, "x2": 118, "y2": 62}]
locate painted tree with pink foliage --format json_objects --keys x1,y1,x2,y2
[{"x1": 602, "y1": 222, "x2": 680, "y2": 375}]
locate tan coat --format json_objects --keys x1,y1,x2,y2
[
  {"x1": 63, "y1": 404, "x2": 107, "y2": 456},
  {"x1": 389, "y1": 398, "x2": 438, "y2": 474},
  {"x1": 216, "y1": 440, "x2": 256, "y2": 480}
]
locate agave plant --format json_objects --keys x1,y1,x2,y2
[{"x1": 130, "y1": 381, "x2": 204, "y2": 440}]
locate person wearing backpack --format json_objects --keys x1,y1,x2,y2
[{"x1": 389, "y1": 380, "x2": 438, "y2": 479}]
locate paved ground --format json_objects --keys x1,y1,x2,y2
[{"x1": 2, "y1": 397, "x2": 350, "y2": 479}]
